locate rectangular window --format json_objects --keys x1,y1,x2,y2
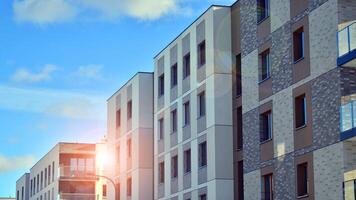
[
  {"x1": 52, "y1": 162, "x2": 54, "y2": 182},
  {"x1": 159, "y1": 162, "x2": 165, "y2": 183},
  {"x1": 238, "y1": 161, "x2": 244, "y2": 200},
  {"x1": 127, "y1": 139, "x2": 132, "y2": 158},
  {"x1": 183, "y1": 53, "x2": 191, "y2": 78},
  {"x1": 127, "y1": 100, "x2": 132, "y2": 120},
  {"x1": 184, "y1": 101, "x2": 190, "y2": 126},
  {"x1": 21, "y1": 187, "x2": 24, "y2": 200},
  {"x1": 127, "y1": 178, "x2": 132, "y2": 196},
  {"x1": 199, "y1": 141, "x2": 207, "y2": 167},
  {"x1": 41, "y1": 171, "x2": 43, "y2": 190},
  {"x1": 86, "y1": 158, "x2": 94, "y2": 173},
  {"x1": 293, "y1": 27, "x2": 305, "y2": 62},
  {"x1": 78, "y1": 158, "x2": 85, "y2": 171},
  {"x1": 171, "y1": 155, "x2": 178, "y2": 178},
  {"x1": 198, "y1": 40, "x2": 206, "y2": 67},
  {"x1": 45, "y1": 168, "x2": 47, "y2": 187},
  {"x1": 236, "y1": 54, "x2": 242, "y2": 96},
  {"x1": 260, "y1": 111, "x2": 272, "y2": 142},
  {"x1": 171, "y1": 109, "x2": 177, "y2": 133},
  {"x1": 297, "y1": 163, "x2": 308, "y2": 197},
  {"x1": 199, "y1": 194, "x2": 207, "y2": 200},
  {"x1": 262, "y1": 174, "x2": 273, "y2": 200},
  {"x1": 159, "y1": 74, "x2": 165, "y2": 96},
  {"x1": 171, "y1": 63, "x2": 178, "y2": 87},
  {"x1": 116, "y1": 109, "x2": 121, "y2": 128},
  {"x1": 184, "y1": 149, "x2": 191, "y2": 173},
  {"x1": 295, "y1": 94, "x2": 307, "y2": 128},
  {"x1": 198, "y1": 92, "x2": 206, "y2": 117},
  {"x1": 260, "y1": 50, "x2": 270, "y2": 82},
  {"x1": 37, "y1": 174, "x2": 39, "y2": 192},
  {"x1": 103, "y1": 184, "x2": 107, "y2": 197},
  {"x1": 237, "y1": 107, "x2": 243, "y2": 150},
  {"x1": 34, "y1": 177, "x2": 36, "y2": 194},
  {"x1": 17, "y1": 190, "x2": 19, "y2": 200},
  {"x1": 159, "y1": 118, "x2": 164, "y2": 140},
  {"x1": 48, "y1": 165, "x2": 51, "y2": 186},
  {"x1": 257, "y1": 0, "x2": 269, "y2": 22}
]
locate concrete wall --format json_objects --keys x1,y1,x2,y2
[{"x1": 16, "y1": 173, "x2": 30, "y2": 200}]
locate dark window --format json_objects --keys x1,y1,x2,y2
[
  {"x1": 171, "y1": 109, "x2": 177, "y2": 133},
  {"x1": 184, "y1": 149, "x2": 191, "y2": 173},
  {"x1": 236, "y1": 107, "x2": 243, "y2": 150},
  {"x1": 127, "y1": 100, "x2": 132, "y2": 120},
  {"x1": 30, "y1": 179, "x2": 33, "y2": 197},
  {"x1": 159, "y1": 74, "x2": 165, "y2": 96},
  {"x1": 237, "y1": 161, "x2": 244, "y2": 200},
  {"x1": 183, "y1": 53, "x2": 191, "y2": 78},
  {"x1": 171, "y1": 63, "x2": 178, "y2": 87},
  {"x1": 257, "y1": 0, "x2": 269, "y2": 22},
  {"x1": 103, "y1": 184, "x2": 107, "y2": 197},
  {"x1": 17, "y1": 190, "x2": 19, "y2": 200},
  {"x1": 297, "y1": 163, "x2": 308, "y2": 197},
  {"x1": 184, "y1": 101, "x2": 190, "y2": 126},
  {"x1": 295, "y1": 94, "x2": 307, "y2": 128},
  {"x1": 262, "y1": 174, "x2": 273, "y2": 200},
  {"x1": 48, "y1": 165, "x2": 51, "y2": 186},
  {"x1": 127, "y1": 178, "x2": 132, "y2": 196},
  {"x1": 45, "y1": 168, "x2": 47, "y2": 187},
  {"x1": 41, "y1": 171, "x2": 43, "y2": 189},
  {"x1": 34, "y1": 177, "x2": 36, "y2": 194},
  {"x1": 260, "y1": 50, "x2": 270, "y2": 82},
  {"x1": 37, "y1": 174, "x2": 39, "y2": 192},
  {"x1": 171, "y1": 155, "x2": 178, "y2": 178},
  {"x1": 116, "y1": 109, "x2": 121, "y2": 128},
  {"x1": 159, "y1": 118, "x2": 164, "y2": 140},
  {"x1": 198, "y1": 40, "x2": 206, "y2": 67},
  {"x1": 293, "y1": 27, "x2": 305, "y2": 62},
  {"x1": 260, "y1": 111, "x2": 272, "y2": 142},
  {"x1": 21, "y1": 186, "x2": 24, "y2": 200},
  {"x1": 159, "y1": 162, "x2": 165, "y2": 183},
  {"x1": 52, "y1": 162, "x2": 54, "y2": 182},
  {"x1": 127, "y1": 139, "x2": 132, "y2": 158},
  {"x1": 236, "y1": 54, "x2": 242, "y2": 96},
  {"x1": 198, "y1": 92, "x2": 206, "y2": 117},
  {"x1": 199, "y1": 194, "x2": 207, "y2": 200},
  {"x1": 199, "y1": 141, "x2": 207, "y2": 167}
]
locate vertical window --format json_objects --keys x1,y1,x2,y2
[
  {"x1": 236, "y1": 54, "x2": 242, "y2": 96},
  {"x1": 127, "y1": 178, "x2": 132, "y2": 196},
  {"x1": 237, "y1": 107, "x2": 243, "y2": 150},
  {"x1": 37, "y1": 174, "x2": 39, "y2": 192},
  {"x1": 48, "y1": 190, "x2": 50, "y2": 200},
  {"x1": 159, "y1": 162, "x2": 165, "y2": 183},
  {"x1": 127, "y1": 139, "x2": 132, "y2": 158},
  {"x1": 52, "y1": 188, "x2": 54, "y2": 200},
  {"x1": 238, "y1": 161, "x2": 244, "y2": 200},
  {"x1": 159, "y1": 118, "x2": 164, "y2": 140},
  {"x1": 33, "y1": 178, "x2": 36, "y2": 194},
  {"x1": 78, "y1": 158, "x2": 85, "y2": 171},
  {"x1": 293, "y1": 27, "x2": 305, "y2": 62},
  {"x1": 48, "y1": 165, "x2": 51, "y2": 186},
  {"x1": 45, "y1": 168, "x2": 47, "y2": 187},
  {"x1": 260, "y1": 50, "x2": 270, "y2": 82},
  {"x1": 171, "y1": 155, "x2": 178, "y2": 178},
  {"x1": 199, "y1": 141, "x2": 207, "y2": 167},
  {"x1": 198, "y1": 92, "x2": 206, "y2": 117},
  {"x1": 41, "y1": 171, "x2": 43, "y2": 190},
  {"x1": 198, "y1": 40, "x2": 206, "y2": 67},
  {"x1": 17, "y1": 190, "x2": 19, "y2": 200},
  {"x1": 171, "y1": 109, "x2": 177, "y2": 133},
  {"x1": 103, "y1": 184, "x2": 107, "y2": 197},
  {"x1": 297, "y1": 163, "x2": 308, "y2": 197},
  {"x1": 184, "y1": 149, "x2": 191, "y2": 173},
  {"x1": 184, "y1": 101, "x2": 190, "y2": 126},
  {"x1": 116, "y1": 109, "x2": 121, "y2": 128},
  {"x1": 295, "y1": 94, "x2": 307, "y2": 128},
  {"x1": 52, "y1": 162, "x2": 54, "y2": 182},
  {"x1": 21, "y1": 186, "x2": 24, "y2": 200},
  {"x1": 30, "y1": 179, "x2": 33, "y2": 197},
  {"x1": 127, "y1": 100, "x2": 132, "y2": 120},
  {"x1": 86, "y1": 158, "x2": 94, "y2": 173},
  {"x1": 257, "y1": 0, "x2": 269, "y2": 23},
  {"x1": 171, "y1": 63, "x2": 178, "y2": 87},
  {"x1": 262, "y1": 174, "x2": 273, "y2": 200},
  {"x1": 183, "y1": 53, "x2": 191, "y2": 78},
  {"x1": 260, "y1": 111, "x2": 272, "y2": 142},
  {"x1": 199, "y1": 194, "x2": 207, "y2": 200},
  {"x1": 159, "y1": 74, "x2": 165, "y2": 96}
]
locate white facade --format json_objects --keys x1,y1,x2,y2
[
  {"x1": 153, "y1": 6, "x2": 234, "y2": 200},
  {"x1": 16, "y1": 173, "x2": 30, "y2": 200},
  {"x1": 106, "y1": 72, "x2": 154, "y2": 200}
]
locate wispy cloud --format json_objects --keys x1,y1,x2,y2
[
  {"x1": 13, "y1": 0, "x2": 188, "y2": 24},
  {"x1": 75, "y1": 64, "x2": 103, "y2": 80},
  {"x1": 13, "y1": 0, "x2": 76, "y2": 25},
  {"x1": 11, "y1": 64, "x2": 58, "y2": 83},
  {"x1": 0, "y1": 155, "x2": 35, "y2": 173},
  {"x1": 0, "y1": 85, "x2": 106, "y2": 120}
]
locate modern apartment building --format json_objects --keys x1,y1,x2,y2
[
  {"x1": 16, "y1": 142, "x2": 107, "y2": 200},
  {"x1": 106, "y1": 72, "x2": 154, "y2": 200},
  {"x1": 153, "y1": 5, "x2": 234, "y2": 200}
]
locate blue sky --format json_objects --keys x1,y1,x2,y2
[{"x1": 0, "y1": 0, "x2": 234, "y2": 197}]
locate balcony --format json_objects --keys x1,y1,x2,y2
[
  {"x1": 340, "y1": 100, "x2": 356, "y2": 140},
  {"x1": 58, "y1": 166, "x2": 98, "y2": 181},
  {"x1": 59, "y1": 193, "x2": 96, "y2": 200},
  {"x1": 338, "y1": 22, "x2": 356, "y2": 67}
]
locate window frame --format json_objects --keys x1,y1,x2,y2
[
  {"x1": 297, "y1": 162, "x2": 309, "y2": 197},
  {"x1": 116, "y1": 109, "x2": 121, "y2": 128},
  {"x1": 159, "y1": 162, "x2": 165, "y2": 184},
  {"x1": 184, "y1": 149, "x2": 191, "y2": 174},
  {"x1": 260, "y1": 110, "x2": 273, "y2": 143},
  {"x1": 183, "y1": 52, "x2": 191, "y2": 78},
  {"x1": 171, "y1": 109, "x2": 177, "y2": 133},
  {"x1": 184, "y1": 101, "x2": 190, "y2": 126},
  {"x1": 171, "y1": 63, "x2": 178, "y2": 88},
  {"x1": 159, "y1": 118, "x2": 164, "y2": 140},
  {"x1": 199, "y1": 141, "x2": 207, "y2": 168},
  {"x1": 198, "y1": 40, "x2": 206, "y2": 67},
  {"x1": 127, "y1": 100, "x2": 132, "y2": 120},
  {"x1": 257, "y1": 0, "x2": 270, "y2": 23},
  {"x1": 171, "y1": 155, "x2": 178, "y2": 179},
  {"x1": 293, "y1": 27, "x2": 305, "y2": 63},
  {"x1": 198, "y1": 92, "x2": 206, "y2": 118},
  {"x1": 158, "y1": 74, "x2": 165, "y2": 97},
  {"x1": 259, "y1": 49, "x2": 271, "y2": 83},
  {"x1": 262, "y1": 173, "x2": 273, "y2": 200},
  {"x1": 295, "y1": 94, "x2": 307, "y2": 129}
]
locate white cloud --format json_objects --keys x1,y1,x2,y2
[
  {"x1": 13, "y1": 0, "x2": 186, "y2": 24},
  {"x1": 76, "y1": 64, "x2": 103, "y2": 80},
  {"x1": 13, "y1": 0, "x2": 76, "y2": 25},
  {"x1": 11, "y1": 64, "x2": 58, "y2": 83},
  {"x1": 0, "y1": 85, "x2": 106, "y2": 120},
  {"x1": 0, "y1": 155, "x2": 35, "y2": 173}
]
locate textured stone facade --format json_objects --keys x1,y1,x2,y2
[
  {"x1": 274, "y1": 154, "x2": 295, "y2": 200},
  {"x1": 243, "y1": 170, "x2": 261, "y2": 200},
  {"x1": 241, "y1": 50, "x2": 259, "y2": 113},
  {"x1": 270, "y1": 0, "x2": 290, "y2": 32},
  {"x1": 240, "y1": 0, "x2": 257, "y2": 57}
]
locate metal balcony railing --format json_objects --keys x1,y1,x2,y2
[
  {"x1": 58, "y1": 166, "x2": 97, "y2": 180},
  {"x1": 59, "y1": 193, "x2": 96, "y2": 200},
  {"x1": 338, "y1": 22, "x2": 356, "y2": 57}
]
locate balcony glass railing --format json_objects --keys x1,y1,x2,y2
[
  {"x1": 340, "y1": 101, "x2": 356, "y2": 132},
  {"x1": 338, "y1": 22, "x2": 356, "y2": 57}
]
